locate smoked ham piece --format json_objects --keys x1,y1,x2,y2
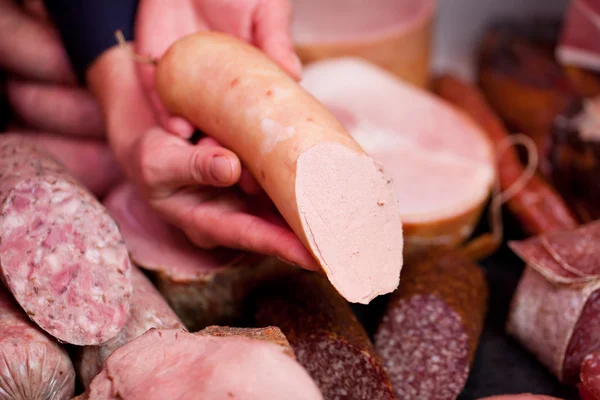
[
  {"x1": 103, "y1": 184, "x2": 281, "y2": 330},
  {"x1": 291, "y1": 0, "x2": 436, "y2": 88},
  {"x1": 155, "y1": 33, "x2": 404, "y2": 304},
  {"x1": 81, "y1": 328, "x2": 323, "y2": 400},
  {"x1": 557, "y1": 0, "x2": 600, "y2": 73},
  {"x1": 300, "y1": 58, "x2": 495, "y2": 260}
]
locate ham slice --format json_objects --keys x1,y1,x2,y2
[
  {"x1": 291, "y1": 0, "x2": 436, "y2": 88},
  {"x1": 300, "y1": 58, "x2": 495, "y2": 259},
  {"x1": 82, "y1": 328, "x2": 323, "y2": 400},
  {"x1": 557, "y1": 0, "x2": 600, "y2": 72}
]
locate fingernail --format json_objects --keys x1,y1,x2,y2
[{"x1": 211, "y1": 156, "x2": 233, "y2": 183}]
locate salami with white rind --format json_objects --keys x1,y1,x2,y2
[
  {"x1": 0, "y1": 286, "x2": 75, "y2": 400},
  {"x1": 300, "y1": 58, "x2": 495, "y2": 260},
  {"x1": 375, "y1": 249, "x2": 488, "y2": 400},
  {"x1": 76, "y1": 266, "x2": 184, "y2": 388},
  {"x1": 580, "y1": 352, "x2": 600, "y2": 400},
  {"x1": 0, "y1": 135, "x2": 132, "y2": 345},
  {"x1": 82, "y1": 328, "x2": 323, "y2": 400}
]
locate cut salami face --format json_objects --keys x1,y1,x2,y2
[
  {"x1": 0, "y1": 135, "x2": 132, "y2": 345},
  {"x1": 557, "y1": 0, "x2": 600, "y2": 72},
  {"x1": 0, "y1": 286, "x2": 75, "y2": 400},
  {"x1": 82, "y1": 328, "x2": 323, "y2": 400},
  {"x1": 103, "y1": 183, "x2": 280, "y2": 331},
  {"x1": 375, "y1": 248, "x2": 488, "y2": 400},
  {"x1": 580, "y1": 352, "x2": 600, "y2": 400},
  {"x1": 300, "y1": 58, "x2": 495, "y2": 261},
  {"x1": 253, "y1": 265, "x2": 395, "y2": 400},
  {"x1": 76, "y1": 266, "x2": 184, "y2": 388}
]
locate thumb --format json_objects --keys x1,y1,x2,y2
[
  {"x1": 135, "y1": 128, "x2": 242, "y2": 195},
  {"x1": 253, "y1": 0, "x2": 302, "y2": 81}
]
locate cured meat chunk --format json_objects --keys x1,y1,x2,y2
[
  {"x1": 375, "y1": 249, "x2": 488, "y2": 400},
  {"x1": 197, "y1": 325, "x2": 295, "y2": 358},
  {"x1": 253, "y1": 265, "x2": 395, "y2": 400},
  {"x1": 103, "y1": 183, "x2": 280, "y2": 331},
  {"x1": 580, "y1": 352, "x2": 600, "y2": 400},
  {"x1": 77, "y1": 266, "x2": 184, "y2": 388},
  {"x1": 300, "y1": 58, "x2": 495, "y2": 260},
  {"x1": 557, "y1": 0, "x2": 600, "y2": 72},
  {"x1": 82, "y1": 328, "x2": 323, "y2": 400},
  {"x1": 291, "y1": 0, "x2": 436, "y2": 87},
  {"x1": 0, "y1": 135, "x2": 132, "y2": 345},
  {"x1": 0, "y1": 286, "x2": 75, "y2": 400}
]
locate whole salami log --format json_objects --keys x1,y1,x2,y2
[
  {"x1": 375, "y1": 248, "x2": 488, "y2": 400},
  {"x1": 580, "y1": 352, "x2": 600, "y2": 400},
  {"x1": 253, "y1": 264, "x2": 395, "y2": 400},
  {"x1": 103, "y1": 183, "x2": 282, "y2": 331},
  {"x1": 0, "y1": 135, "x2": 132, "y2": 346},
  {"x1": 76, "y1": 266, "x2": 184, "y2": 388},
  {"x1": 0, "y1": 285, "x2": 75, "y2": 400},
  {"x1": 81, "y1": 328, "x2": 323, "y2": 400}
]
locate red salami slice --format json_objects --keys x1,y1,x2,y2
[
  {"x1": 0, "y1": 286, "x2": 75, "y2": 400},
  {"x1": 375, "y1": 249, "x2": 488, "y2": 400},
  {"x1": 76, "y1": 266, "x2": 184, "y2": 388},
  {"x1": 82, "y1": 328, "x2": 323, "y2": 400},
  {"x1": 253, "y1": 265, "x2": 395, "y2": 400},
  {"x1": 557, "y1": 0, "x2": 600, "y2": 72},
  {"x1": 103, "y1": 183, "x2": 278, "y2": 331},
  {"x1": 507, "y1": 267, "x2": 600, "y2": 383},
  {"x1": 0, "y1": 135, "x2": 132, "y2": 345},
  {"x1": 580, "y1": 352, "x2": 600, "y2": 400}
]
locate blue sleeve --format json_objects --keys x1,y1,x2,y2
[{"x1": 43, "y1": 0, "x2": 139, "y2": 83}]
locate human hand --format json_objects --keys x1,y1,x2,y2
[
  {"x1": 135, "y1": 0, "x2": 302, "y2": 139},
  {"x1": 88, "y1": 44, "x2": 318, "y2": 271},
  {"x1": 0, "y1": 0, "x2": 104, "y2": 137}
]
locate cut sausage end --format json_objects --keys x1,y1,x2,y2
[
  {"x1": 295, "y1": 142, "x2": 403, "y2": 304},
  {"x1": 0, "y1": 178, "x2": 132, "y2": 345}
]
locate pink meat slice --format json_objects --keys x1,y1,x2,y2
[
  {"x1": 0, "y1": 286, "x2": 75, "y2": 400},
  {"x1": 300, "y1": 58, "x2": 495, "y2": 225},
  {"x1": 0, "y1": 135, "x2": 132, "y2": 346},
  {"x1": 291, "y1": 0, "x2": 434, "y2": 44},
  {"x1": 103, "y1": 183, "x2": 241, "y2": 281},
  {"x1": 85, "y1": 328, "x2": 323, "y2": 400},
  {"x1": 557, "y1": 0, "x2": 600, "y2": 72}
]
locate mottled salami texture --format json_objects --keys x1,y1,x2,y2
[
  {"x1": 83, "y1": 328, "x2": 323, "y2": 400},
  {"x1": 0, "y1": 286, "x2": 75, "y2": 400},
  {"x1": 375, "y1": 249, "x2": 488, "y2": 400},
  {"x1": 76, "y1": 266, "x2": 184, "y2": 388},
  {"x1": 580, "y1": 352, "x2": 600, "y2": 400},
  {"x1": 198, "y1": 325, "x2": 295, "y2": 358},
  {"x1": 507, "y1": 267, "x2": 600, "y2": 383},
  {"x1": 253, "y1": 265, "x2": 395, "y2": 400},
  {"x1": 0, "y1": 135, "x2": 132, "y2": 345},
  {"x1": 104, "y1": 183, "x2": 280, "y2": 331}
]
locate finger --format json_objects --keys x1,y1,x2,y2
[
  {"x1": 6, "y1": 78, "x2": 104, "y2": 137},
  {"x1": 0, "y1": 0, "x2": 75, "y2": 83},
  {"x1": 3, "y1": 131, "x2": 122, "y2": 197},
  {"x1": 22, "y1": 0, "x2": 50, "y2": 21},
  {"x1": 135, "y1": 0, "x2": 200, "y2": 138},
  {"x1": 136, "y1": 128, "x2": 242, "y2": 193},
  {"x1": 253, "y1": 0, "x2": 302, "y2": 80},
  {"x1": 154, "y1": 189, "x2": 319, "y2": 271},
  {"x1": 194, "y1": 0, "x2": 254, "y2": 41},
  {"x1": 238, "y1": 168, "x2": 262, "y2": 195}
]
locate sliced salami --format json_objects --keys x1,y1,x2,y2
[
  {"x1": 375, "y1": 248, "x2": 488, "y2": 400},
  {"x1": 103, "y1": 183, "x2": 279, "y2": 331},
  {"x1": 580, "y1": 352, "x2": 600, "y2": 400},
  {"x1": 507, "y1": 267, "x2": 600, "y2": 383},
  {"x1": 76, "y1": 266, "x2": 184, "y2": 388},
  {"x1": 0, "y1": 135, "x2": 132, "y2": 345},
  {"x1": 82, "y1": 328, "x2": 323, "y2": 400},
  {"x1": 253, "y1": 265, "x2": 395, "y2": 400},
  {"x1": 0, "y1": 285, "x2": 75, "y2": 400}
]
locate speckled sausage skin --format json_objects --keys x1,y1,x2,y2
[
  {"x1": 0, "y1": 286, "x2": 75, "y2": 400},
  {"x1": 253, "y1": 264, "x2": 395, "y2": 400},
  {"x1": 375, "y1": 248, "x2": 488, "y2": 400},
  {"x1": 0, "y1": 135, "x2": 132, "y2": 345}
]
